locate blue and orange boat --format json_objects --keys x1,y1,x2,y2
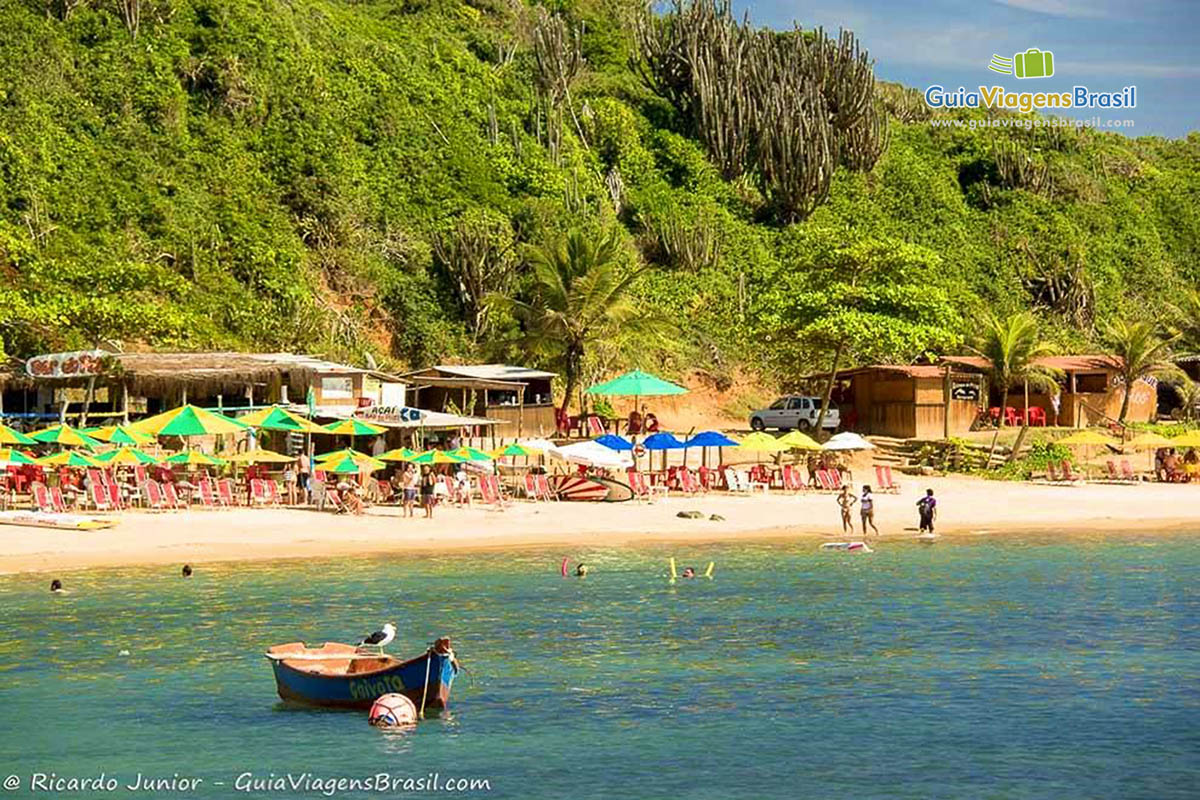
[{"x1": 265, "y1": 637, "x2": 458, "y2": 712}]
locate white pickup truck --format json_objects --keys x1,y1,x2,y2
[{"x1": 749, "y1": 396, "x2": 839, "y2": 432}]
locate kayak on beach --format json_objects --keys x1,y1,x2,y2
[{"x1": 0, "y1": 510, "x2": 116, "y2": 531}]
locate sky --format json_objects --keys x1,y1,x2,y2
[{"x1": 732, "y1": 0, "x2": 1200, "y2": 138}]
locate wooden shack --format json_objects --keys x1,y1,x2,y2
[
  {"x1": 403, "y1": 364, "x2": 557, "y2": 437},
  {"x1": 836, "y1": 364, "x2": 983, "y2": 439}
]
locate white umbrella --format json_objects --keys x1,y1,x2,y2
[
  {"x1": 822, "y1": 432, "x2": 875, "y2": 451},
  {"x1": 550, "y1": 441, "x2": 634, "y2": 469}
]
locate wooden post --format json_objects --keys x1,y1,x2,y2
[
  {"x1": 943, "y1": 365, "x2": 952, "y2": 440},
  {"x1": 122, "y1": 383, "x2": 130, "y2": 424}
]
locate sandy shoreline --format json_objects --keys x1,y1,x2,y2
[{"x1": 2, "y1": 474, "x2": 1198, "y2": 575}]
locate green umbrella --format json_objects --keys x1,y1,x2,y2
[
  {"x1": 315, "y1": 447, "x2": 379, "y2": 463},
  {"x1": 164, "y1": 451, "x2": 227, "y2": 467},
  {"x1": 0, "y1": 448, "x2": 36, "y2": 465},
  {"x1": 378, "y1": 448, "x2": 418, "y2": 462},
  {"x1": 0, "y1": 424, "x2": 36, "y2": 446},
  {"x1": 94, "y1": 447, "x2": 160, "y2": 466},
  {"x1": 321, "y1": 418, "x2": 386, "y2": 436},
  {"x1": 29, "y1": 424, "x2": 102, "y2": 448},
  {"x1": 322, "y1": 453, "x2": 384, "y2": 474},
  {"x1": 450, "y1": 446, "x2": 494, "y2": 462},
  {"x1": 585, "y1": 369, "x2": 688, "y2": 397},
  {"x1": 238, "y1": 406, "x2": 328, "y2": 434},
  {"x1": 131, "y1": 404, "x2": 248, "y2": 437},
  {"x1": 36, "y1": 450, "x2": 103, "y2": 468},
  {"x1": 411, "y1": 449, "x2": 466, "y2": 464},
  {"x1": 86, "y1": 424, "x2": 157, "y2": 446},
  {"x1": 490, "y1": 442, "x2": 543, "y2": 458}
]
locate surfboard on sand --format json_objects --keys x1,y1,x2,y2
[{"x1": 0, "y1": 510, "x2": 116, "y2": 531}]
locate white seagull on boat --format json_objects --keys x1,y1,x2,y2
[{"x1": 359, "y1": 622, "x2": 396, "y2": 648}]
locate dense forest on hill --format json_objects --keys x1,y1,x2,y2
[{"x1": 1, "y1": 0, "x2": 1198, "y2": 400}]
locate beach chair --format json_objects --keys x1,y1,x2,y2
[
  {"x1": 522, "y1": 473, "x2": 541, "y2": 501},
  {"x1": 476, "y1": 475, "x2": 507, "y2": 510},
  {"x1": 722, "y1": 467, "x2": 747, "y2": 494},
  {"x1": 586, "y1": 415, "x2": 607, "y2": 437},
  {"x1": 217, "y1": 478, "x2": 238, "y2": 507},
  {"x1": 1120, "y1": 460, "x2": 1138, "y2": 482},
  {"x1": 50, "y1": 486, "x2": 71, "y2": 513},
  {"x1": 106, "y1": 481, "x2": 123, "y2": 510},
  {"x1": 161, "y1": 481, "x2": 187, "y2": 510},
  {"x1": 782, "y1": 465, "x2": 808, "y2": 493},
  {"x1": 627, "y1": 469, "x2": 667, "y2": 502},
  {"x1": 698, "y1": 466, "x2": 718, "y2": 491},
  {"x1": 196, "y1": 479, "x2": 220, "y2": 509},
  {"x1": 1104, "y1": 460, "x2": 1121, "y2": 482},
  {"x1": 324, "y1": 486, "x2": 347, "y2": 514},
  {"x1": 142, "y1": 480, "x2": 167, "y2": 511},
  {"x1": 1060, "y1": 460, "x2": 1083, "y2": 483},
  {"x1": 88, "y1": 480, "x2": 113, "y2": 511},
  {"x1": 535, "y1": 473, "x2": 557, "y2": 502},
  {"x1": 678, "y1": 468, "x2": 703, "y2": 495},
  {"x1": 874, "y1": 465, "x2": 901, "y2": 494},
  {"x1": 31, "y1": 483, "x2": 55, "y2": 513},
  {"x1": 250, "y1": 478, "x2": 269, "y2": 507},
  {"x1": 264, "y1": 479, "x2": 284, "y2": 507}
]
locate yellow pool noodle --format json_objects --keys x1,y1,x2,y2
[
  {"x1": 704, "y1": 562, "x2": 714, "y2": 579},
  {"x1": 669, "y1": 557, "x2": 677, "y2": 583}
]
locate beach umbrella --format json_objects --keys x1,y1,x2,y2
[
  {"x1": 1170, "y1": 430, "x2": 1200, "y2": 448},
  {"x1": 822, "y1": 432, "x2": 876, "y2": 451},
  {"x1": 1126, "y1": 432, "x2": 1172, "y2": 448},
  {"x1": 552, "y1": 440, "x2": 634, "y2": 469},
  {"x1": 0, "y1": 448, "x2": 36, "y2": 465},
  {"x1": 683, "y1": 431, "x2": 739, "y2": 448},
  {"x1": 164, "y1": 450, "x2": 227, "y2": 467},
  {"x1": 378, "y1": 448, "x2": 418, "y2": 462},
  {"x1": 94, "y1": 447, "x2": 159, "y2": 466},
  {"x1": 490, "y1": 442, "x2": 543, "y2": 458},
  {"x1": 643, "y1": 432, "x2": 686, "y2": 450},
  {"x1": 585, "y1": 370, "x2": 688, "y2": 398},
  {"x1": 36, "y1": 450, "x2": 102, "y2": 468},
  {"x1": 29, "y1": 424, "x2": 102, "y2": 448},
  {"x1": 86, "y1": 424, "x2": 156, "y2": 446},
  {"x1": 1057, "y1": 430, "x2": 1119, "y2": 447},
  {"x1": 321, "y1": 452, "x2": 385, "y2": 474},
  {"x1": 779, "y1": 430, "x2": 823, "y2": 450},
  {"x1": 321, "y1": 418, "x2": 386, "y2": 437},
  {"x1": 0, "y1": 424, "x2": 36, "y2": 446},
  {"x1": 315, "y1": 447, "x2": 379, "y2": 464},
  {"x1": 239, "y1": 405, "x2": 328, "y2": 434},
  {"x1": 450, "y1": 446, "x2": 494, "y2": 462},
  {"x1": 410, "y1": 449, "x2": 466, "y2": 464},
  {"x1": 222, "y1": 449, "x2": 296, "y2": 464},
  {"x1": 131, "y1": 404, "x2": 248, "y2": 437},
  {"x1": 736, "y1": 432, "x2": 788, "y2": 453},
  {"x1": 594, "y1": 434, "x2": 634, "y2": 451}
]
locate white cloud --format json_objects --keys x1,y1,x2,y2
[{"x1": 990, "y1": 0, "x2": 1112, "y2": 18}]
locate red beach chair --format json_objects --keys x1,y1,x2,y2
[
  {"x1": 522, "y1": 473, "x2": 541, "y2": 501},
  {"x1": 679, "y1": 468, "x2": 702, "y2": 495},
  {"x1": 196, "y1": 479, "x2": 219, "y2": 509},
  {"x1": 264, "y1": 479, "x2": 283, "y2": 507},
  {"x1": 874, "y1": 465, "x2": 901, "y2": 493},
  {"x1": 88, "y1": 480, "x2": 112, "y2": 511},
  {"x1": 587, "y1": 415, "x2": 607, "y2": 437},
  {"x1": 32, "y1": 482, "x2": 55, "y2": 513},
  {"x1": 50, "y1": 486, "x2": 71, "y2": 513},
  {"x1": 535, "y1": 473, "x2": 556, "y2": 501},
  {"x1": 1060, "y1": 460, "x2": 1081, "y2": 483},
  {"x1": 1120, "y1": 460, "x2": 1138, "y2": 482},
  {"x1": 218, "y1": 478, "x2": 238, "y2": 507},
  {"x1": 250, "y1": 478, "x2": 269, "y2": 507},
  {"x1": 162, "y1": 482, "x2": 186, "y2": 510},
  {"x1": 143, "y1": 480, "x2": 166, "y2": 511}
]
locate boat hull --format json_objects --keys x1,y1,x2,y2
[
  {"x1": 548, "y1": 475, "x2": 632, "y2": 502},
  {"x1": 267, "y1": 642, "x2": 457, "y2": 712}
]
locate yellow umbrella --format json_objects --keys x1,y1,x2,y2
[
  {"x1": 29, "y1": 424, "x2": 102, "y2": 448},
  {"x1": 490, "y1": 442, "x2": 542, "y2": 458},
  {"x1": 411, "y1": 449, "x2": 466, "y2": 464},
  {"x1": 0, "y1": 424, "x2": 36, "y2": 446},
  {"x1": 131, "y1": 404, "x2": 248, "y2": 436},
  {"x1": 222, "y1": 449, "x2": 297, "y2": 463},
  {"x1": 1057, "y1": 430, "x2": 1120, "y2": 446},
  {"x1": 316, "y1": 447, "x2": 379, "y2": 464},
  {"x1": 1170, "y1": 430, "x2": 1200, "y2": 448},
  {"x1": 378, "y1": 448, "x2": 418, "y2": 462},
  {"x1": 164, "y1": 451, "x2": 227, "y2": 467},
  {"x1": 94, "y1": 447, "x2": 159, "y2": 466},
  {"x1": 451, "y1": 446, "x2": 494, "y2": 462},
  {"x1": 778, "y1": 430, "x2": 822, "y2": 450},
  {"x1": 36, "y1": 450, "x2": 102, "y2": 468},
  {"x1": 736, "y1": 432, "x2": 788, "y2": 452},
  {"x1": 321, "y1": 418, "x2": 386, "y2": 436},
  {"x1": 87, "y1": 425, "x2": 156, "y2": 446},
  {"x1": 238, "y1": 406, "x2": 328, "y2": 434},
  {"x1": 1126, "y1": 432, "x2": 1173, "y2": 449}
]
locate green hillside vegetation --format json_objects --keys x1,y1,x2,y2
[{"x1": 1, "y1": 0, "x2": 1198, "y2": 401}]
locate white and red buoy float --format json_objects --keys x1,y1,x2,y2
[{"x1": 368, "y1": 693, "x2": 418, "y2": 728}]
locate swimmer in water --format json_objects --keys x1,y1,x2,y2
[
  {"x1": 50, "y1": 579, "x2": 63, "y2": 593},
  {"x1": 182, "y1": 564, "x2": 193, "y2": 577},
  {"x1": 681, "y1": 567, "x2": 696, "y2": 579},
  {"x1": 575, "y1": 563, "x2": 589, "y2": 577}
]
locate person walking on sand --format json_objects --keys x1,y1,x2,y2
[
  {"x1": 917, "y1": 488, "x2": 937, "y2": 534},
  {"x1": 420, "y1": 466, "x2": 436, "y2": 519},
  {"x1": 860, "y1": 485, "x2": 879, "y2": 538},
  {"x1": 836, "y1": 485, "x2": 857, "y2": 534},
  {"x1": 402, "y1": 466, "x2": 418, "y2": 518},
  {"x1": 298, "y1": 451, "x2": 311, "y2": 504}
]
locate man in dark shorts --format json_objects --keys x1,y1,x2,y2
[{"x1": 917, "y1": 489, "x2": 937, "y2": 533}]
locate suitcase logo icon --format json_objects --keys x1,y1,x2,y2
[{"x1": 988, "y1": 49, "x2": 1055, "y2": 79}]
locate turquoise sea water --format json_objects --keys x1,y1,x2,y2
[{"x1": 1, "y1": 534, "x2": 1198, "y2": 799}]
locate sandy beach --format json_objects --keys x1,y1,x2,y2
[{"x1": 2, "y1": 474, "x2": 1198, "y2": 574}]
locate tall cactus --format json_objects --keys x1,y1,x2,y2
[{"x1": 635, "y1": 0, "x2": 887, "y2": 222}]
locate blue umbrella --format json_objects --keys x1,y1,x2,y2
[
  {"x1": 683, "y1": 431, "x2": 739, "y2": 447},
  {"x1": 595, "y1": 434, "x2": 634, "y2": 451},
  {"x1": 643, "y1": 432, "x2": 686, "y2": 450}
]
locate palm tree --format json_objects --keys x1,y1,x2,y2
[
  {"x1": 489, "y1": 228, "x2": 664, "y2": 417},
  {"x1": 1104, "y1": 319, "x2": 1187, "y2": 424},
  {"x1": 969, "y1": 311, "x2": 1060, "y2": 427}
]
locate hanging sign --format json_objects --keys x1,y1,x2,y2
[{"x1": 25, "y1": 350, "x2": 111, "y2": 378}]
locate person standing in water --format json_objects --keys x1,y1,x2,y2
[
  {"x1": 860, "y1": 485, "x2": 879, "y2": 538},
  {"x1": 917, "y1": 489, "x2": 937, "y2": 534},
  {"x1": 836, "y1": 485, "x2": 857, "y2": 534}
]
